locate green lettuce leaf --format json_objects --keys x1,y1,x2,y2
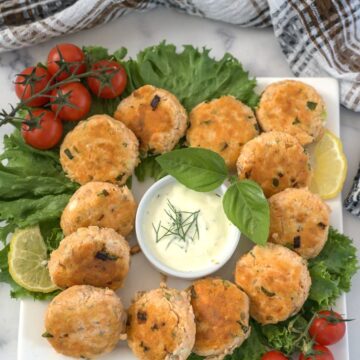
[
  {"x1": 0, "y1": 193, "x2": 72, "y2": 228},
  {"x1": 39, "y1": 219, "x2": 64, "y2": 253},
  {"x1": 83, "y1": 45, "x2": 110, "y2": 64},
  {"x1": 307, "y1": 227, "x2": 358, "y2": 309},
  {"x1": 225, "y1": 321, "x2": 266, "y2": 360},
  {"x1": 307, "y1": 262, "x2": 340, "y2": 307},
  {"x1": 135, "y1": 156, "x2": 167, "y2": 182},
  {"x1": 123, "y1": 42, "x2": 259, "y2": 111},
  {"x1": 0, "y1": 131, "x2": 77, "y2": 299},
  {"x1": 3, "y1": 130, "x2": 60, "y2": 161},
  {"x1": 187, "y1": 354, "x2": 203, "y2": 360},
  {"x1": 0, "y1": 132, "x2": 77, "y2": 199},
  {"x1": 0, "y1": 168, "x2": 77, "y2": 199},
  {"x1": 261, "y1": 314, "x2": 308, "y2": 356}
]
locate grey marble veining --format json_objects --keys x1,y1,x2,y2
[
  {"x1": 0, "y1": 48, "x2": 34, "y2": 85},
  {"x1": 216, "y1": 27, "x2": 236, "y2": 51},
  {"x1": 0, "y1": 7, "x2": 359, "y2": 359}
]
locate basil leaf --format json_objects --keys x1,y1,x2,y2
[
  {"x1": 156, "y1": 148, "x2": 228, "y2": 192},
  {"x1": 223, "y1": 180, "x2": 269, "y2": 245}
]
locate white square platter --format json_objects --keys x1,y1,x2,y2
[{"x1": 17, "y1": 77, "x2": 348, "y2": 360}]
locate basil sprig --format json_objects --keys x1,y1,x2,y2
[
  {"x1": 156, "y1": 148, "x2": 269, "y2": 245},
  {"x1": 156, "y1": 148, "x2": 228, "y2": 192},
  {"x1": 223, "y1": 180, "x2": 269, "y2": 245}
]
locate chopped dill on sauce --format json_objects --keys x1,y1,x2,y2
[{"x1": 152, "y1": 199, "x2": 200, "y2": 252}]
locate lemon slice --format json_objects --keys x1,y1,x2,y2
[
  {"x1": 309, "y1": 129, "x2": 347, "y2": 199},
  {"x1": 8, "y1": 226, "x2": 58, "y2": 293}
]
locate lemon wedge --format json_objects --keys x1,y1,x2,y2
[
  {"x1": 309, "y1": 129, "x2": 347, "y2": 199},
  {"x1": 8, "y1": 226, "x2": 58, "y2": 293}
]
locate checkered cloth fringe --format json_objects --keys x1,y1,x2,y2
[{"x1": 0, "y1": 0, "x2": 359, "y2": 111}]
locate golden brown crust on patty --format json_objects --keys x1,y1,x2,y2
[
  {"x1": 190, "y1": 278, "x2": 250, "y2": 359},
  {"x1": 60, "y1": 114, "x2": 139, "y2": 185},
  {"x1": 256, "y1": 80, "x2": 326, "y2": 145},
  {"x1": 114, "y1": 85, "x2": 188, "y2": 154},
  {"x1": 186, "y1": 96, "x2": 259, "y2": 170},
  {"x1": 235, "y1": 244, "x2": 311, "y2": 324},
  {"x1": 48, "y1": 226, "x2": 130, "y2": 290},
  {"x1": 268, "y1": 188, "x2": 330, "y2": 259},
  {"x1": 45, "y1": 285, "x2": 126, "y2": 358},
  {"x1": 236, "y1": 131, "x2": 312, "y2": 197},
  {"x1": 60, "y1": 182, "x2": 136, "y2": 237},
  {"x1": 127, "y1": 287, "x2": 195, "y2": 360}
]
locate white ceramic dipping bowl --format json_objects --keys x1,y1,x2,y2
[{"x1": 135, "y1": 175, "x2": 240, "y2": 279}]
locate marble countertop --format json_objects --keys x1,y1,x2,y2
[{"x1": 0, "y1": 7, "x2": 359, "y2": 359}]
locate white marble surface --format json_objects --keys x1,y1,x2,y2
[{"x1": 0, "y1": 7, "x2": 359, "y2": 359}]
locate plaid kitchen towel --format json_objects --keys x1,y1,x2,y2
[{"x1": 0, "y1": 0, "x2": 359, "y2": 112}]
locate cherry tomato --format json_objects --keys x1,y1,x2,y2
[
  {"x1": 22, "y1": 109, "x2": 63, "y2": 150},
  {"x1": 47, "y1": 43, "x2": 86, "y2": 80},
  {"x1": 51, "y1": 82, "x2": 91, "y2": 121},
  {"x1": 261, "y1": 350, "x2": 288, "y2": 360},
  {"x1": 87, "y1": 60, "x2": 127, "y2": 99},
  {"x1": 15, "y1": 66, "x2": 51, "y2": 107},
  {"x1": 299, "y1": 344, "x2": 334, "y2": 360},
  {"x1": 309, "y1": 310, "x2": 346, "y2": 346}
]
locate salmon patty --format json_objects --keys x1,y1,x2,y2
[
  {"x1": 44, "y1": 285, "x2": 126, "y2": 358},
  {"x1": 256, "y1": 80, "x2": 326, "y2": 145},
  {"x1": 127, "y1": 287, "x2": 195, "y2": 360},
  {"x1": 48, "y1": 226, "x2": 130, "y2": 290},
  {"x1": 268, "y1": 188, "x2": 330, "y2": 259},
  {"x1": 114, "y1": 85, "x2": 188, "y2": 154},
  {"x1": 190, "y1": 278, "x2": 250, "y2": 359},
  {"x1": 235, "y1": 244, "x2": 311, "y2": 325},
  {"x1": 60, "y1": 114, "x2": 139, "y2": 185},
  {"x1": 187, "y1": 96, "x2": 259, "y2": 170},
  {"x1": 61, "y1": 182, "x2": 136, "y2": 237},
  {"x1": 237, "y1": 131, "x2": 311, "y2": 197}
]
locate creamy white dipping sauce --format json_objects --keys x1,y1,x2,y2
[{"x1": 142, "y1": 181, "x2": 233, "y2": 272}]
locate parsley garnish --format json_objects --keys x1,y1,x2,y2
[
  {"x1": 64, "y1": 148, "x2": 74, "y2": 160},
  {"x1": 261, "y1": 286, "x2": 275, "y2": 297},
  {"x1": 95, "y1": 251, "x2": 118, "y2": 261},
  {"x1": 307, "y1": 101, "x2": 317, "y2": 110}
]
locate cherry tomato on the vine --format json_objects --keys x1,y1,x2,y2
[
  {"x1": 261, "y1": 350, "x2": 288, "y2": 360},
  {"x1": 309, "y1": 310, "x2": 346, "y2": 346},
  {"x1": 15, "y1": 66, "x2": 51, "y2": 107},
  {"x1": 299, "y1": 344, "x2": 334, "y2": 360},
  {"x1": 47, "y1": 43, "x2": 86, "y2": 80},
  {"x1": 21, "y1": 109, "x2": 63, "y2": 150},
  {"x1": 51, "y1": 82, "x2": 91, "y2": 122},
  {"x1": 87, "y1": 60, "x2": 127, "y2": 99}
]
